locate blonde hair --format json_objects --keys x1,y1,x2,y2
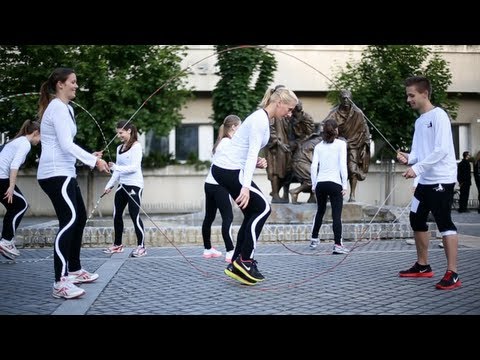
[
  {"x1": 213, "y1": 115, "x2": 241, "y2": 154},
  {"x1": 259, "y1": 85, "x2": 298, "y2": 108}
]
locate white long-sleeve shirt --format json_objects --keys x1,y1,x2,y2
[
  {"x1": 37, "y1": 98, "x2": 97, "y2": 179},
  {"x1": 0, "y1": 136, "x2": 31, "y2": 179},
  {"x1": 408, "y1": 107, "x2": 457, "y2": 185},
  {"x1": 310, "y1": 138, "x2": 348, "y2": 189},
  {"x1": 105, "y1": 142, "x2": 144, "y2": 189},
  {"x1": 213, "y1": 109, "x2": 270, "y2": 188},
  {"x1": 205, "y1": 137, "x2": 231, "y2": 185}
]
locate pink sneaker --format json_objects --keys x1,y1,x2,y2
[
  {"x1": 132, "y1": 246, "x2": 147, "y2": 257},
  {"x1": 203, "y1": 247, "x2": 222, "y2": 258},
  {"x1": 52, "y1": 277, "x2": 85, "y2": 299},
  {"x1": 0, "y1": 239, "x2": 20, "y2": 258},
  {"x1": 68, "y1": 269, "x2": 99, "y2": 284},
  {"x1": 103, "y1": 244, "x2": 124, "y2": 254}
]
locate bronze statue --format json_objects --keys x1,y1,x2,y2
[
  {"x1": 289, "y1": 132, "x2": 322, "y2": 204},
  {"x1": 266, "y1": 101, "x2": 318, "y2": 203},
  {"x1": 324, "y1": 89, "x2": 370, "y2": 202},
  {"x1": 288, "y1": 101, "x2": 318, "y2": 203},
  {"x1": 265, "y1": 116, "x2": 292, "y2": 203}
]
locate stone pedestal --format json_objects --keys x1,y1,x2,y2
[{"x1": 255, "y1": 202, "x2": 396, "y2": 224}]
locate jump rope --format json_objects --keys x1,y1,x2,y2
[{"x1": 1, "y1": 46, "x2": 416, "y2": 291}]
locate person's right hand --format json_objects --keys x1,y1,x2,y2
[
  {"x1": 104, "y1": 187, "x2": 112, "y2": 194},
  {"x1": 397, "y1": 151, "x2": 409, "y2": 165},
  {"x1": 235, "y1": 186, "x2": 250, "y2": 209}
]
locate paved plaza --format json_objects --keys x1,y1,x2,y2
[{"x1": 1, "y1": 209, "x2": 479, "y2": 316}]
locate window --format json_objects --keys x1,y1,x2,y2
[
  {"x1": 175, "y1": 124, "x2": 198, "y2": 161},
  {"x1": 145, "y1": 129, "x2": 169, "y2": 156},
  {"x1": 452, "y1": 124, "x2": 470, "y2": 160}
]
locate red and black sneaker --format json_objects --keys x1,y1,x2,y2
[
  {"x1": 436, "y1": 270, "x2": 461, "y2": 290},
  {"x1": 399, "y1": 262, "x2": 434, "y2": 278}
]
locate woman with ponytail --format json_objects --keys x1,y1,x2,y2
[
  {"x1": 103, "y1": 120, "x2": 146, "y2": 258},
  {"x1": 212, "y1": 85, "x2": 298, "y2": 285},
  {"x1": 201, "y1": 115, "x2": 241, "y2": 263},
  {"x1": 37, "y1": 67, "x2": 110, "y2": 300},
  {"x1": 309, "y1": 119, "x2": 349, "y2": 254},
  {"x1": 0, "y1": 120, "x2": 40, "y2": 260}
]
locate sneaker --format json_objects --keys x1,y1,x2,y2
[
  {"x1": 52, "y1": 277, "x2": 86, "y2": 299},
  {"x1": 332, "y1": 244, "x2": 349, "y2": 254},
  {"x1": 309, "y1": 238, "x2": 319, "y2": 250},
  {"x1": 103, "y1": 244, "x2": 124, "y2": 254},
  {"x1": 68, "y1": 269, "x2": 99, "y2": 284},
  {"x1": 0, "y1": 239, "x2": 20, "y2": 258},
  {"x1": 233, "y1": 257, "x2": 265, "y2": 282},
  {"x1": 405, "y1": 239, "x2": 415, "y2": 245},
  {"x1": 225, "y1": 250, "x2": 234, "y2": 263},
  {"x1": 436, "y1": 270, "x2": 461, "y2": 290},
  {"x1": 132, "y1": 246, "x2": 147, "y2": 257},
  {"x1": 203, "y1": 247, "x2": 222, "y2": 258},
  {"x1": 0, "y1": 247, "x2": 15, "y2": 260},
  {"x1": 438, "y1": 242, "x2": 444, "y2": 248},
  {"x1": 224, "y1": 263, "x2": 256, "y2": 286},
  {"x1": 399, "y1": 262, "x2": 434, "y2": 278}
]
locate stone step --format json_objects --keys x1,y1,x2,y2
[{"x1": 15, "y1": 222, "x2": 438, "y2": 248}]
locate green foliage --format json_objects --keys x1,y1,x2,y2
[
  {"x1": 185, "y1": 152, "x2": 211, "y2": 171},
  {"x1": 142, "y1": 152, "x2": 179, "y2": 168},
  {"x1": 327, "y1": 45, "x2": 459, "y2": 159},
  {"x1": 212, "y1": 45, "x2": 277, "y2": 128},
  {"x1": 0, "y1": 45, "x2": 192, "y2": 166}
]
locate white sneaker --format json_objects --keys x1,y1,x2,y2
[
  {"x1": 332, "y1": 244, "x2": 350, "y2": 254},
  {"x1": 309, "y1": 238, "x2": 319, "y2": 250},
  {"x1": 67, "y1": 269, "x2": 99, "y2": 284},
  {"x1": 203, "y1": 247, "x2": 222, "y2": 258},
  {"x1": 438, "y1": 242, "x2": 444, "y2": 248},
  {"x1": 225, "y1": 250, "x2": 234, "y2": 263},
  {"x1": 0, "y1": 239, "x2": 20, "y2": 258},
  {"x1": 405, "y1": 239, "x2": 415, "y2": 245},
  {"x1": 132, "y1": 246, "x2": 147, "y2": 257},
  {"x1": 52, "y1": 277, "x2": 85, "y2": 299}
]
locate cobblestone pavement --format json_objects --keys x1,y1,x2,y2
[{"x1": 1, "y1": 237, "x2": 479, "y2": 315}]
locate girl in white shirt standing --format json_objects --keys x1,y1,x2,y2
[
  {"x1": 212, "y1": 86, "x2": 298, "y2": 285},
  {"x1": 103, "y1": 120, "x2": 146, "y2": 258},
  {"x1": 310, "y1": 119, "x2": 349, "y2": 254},
  {"x1": 202, "y1": 115, "x2": 241, "y2": 263},
  {"x1": 37, "y1": 68, "x2": 110, "y2": 300},
  {"x1": 0, "y1": 120, "x2": 40, "y2": 260}
]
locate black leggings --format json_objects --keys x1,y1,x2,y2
[
  {"x1": 38, "y1": 176, "x2": 86, "y2": 282},
  {"x1": 211, "y1": 165, "x2": 271, "y2": 261},
  {"x1": 311, "y1": 181, "x2": 344, "y2": 244},
  {"x1": 0, "y1": 179, "x2": 28, "y2": 241},
  {"x1": 202, "y1": 182, "x2": 234, "y2": 251},
  {"x1": 113, "y1": 184, "x2": 145, "y2": 247}
]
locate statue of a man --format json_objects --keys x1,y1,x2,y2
[
  {"x1": 324, "y1": 89, "x2": 370, "y2": 202},
  {"x1": 288, "y1": 102, "x2": 320, "y2": 204},
  {"x1": 265, "y1": 116, "x2": 292, "y2": 203}
]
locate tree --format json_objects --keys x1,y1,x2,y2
[
  {"x1": 0, "y1": 45, "x2": 192, "y2": 166},
  {"x1": 327, "y1": 45, "x2": 458, "y2": 159},
  {"x1": 212, "y1": 45, "x2": 277, "y2": 128}
]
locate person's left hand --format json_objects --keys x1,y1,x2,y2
[{"x1": 402, "y1": 167, "x2": 417, "y2": 179}]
